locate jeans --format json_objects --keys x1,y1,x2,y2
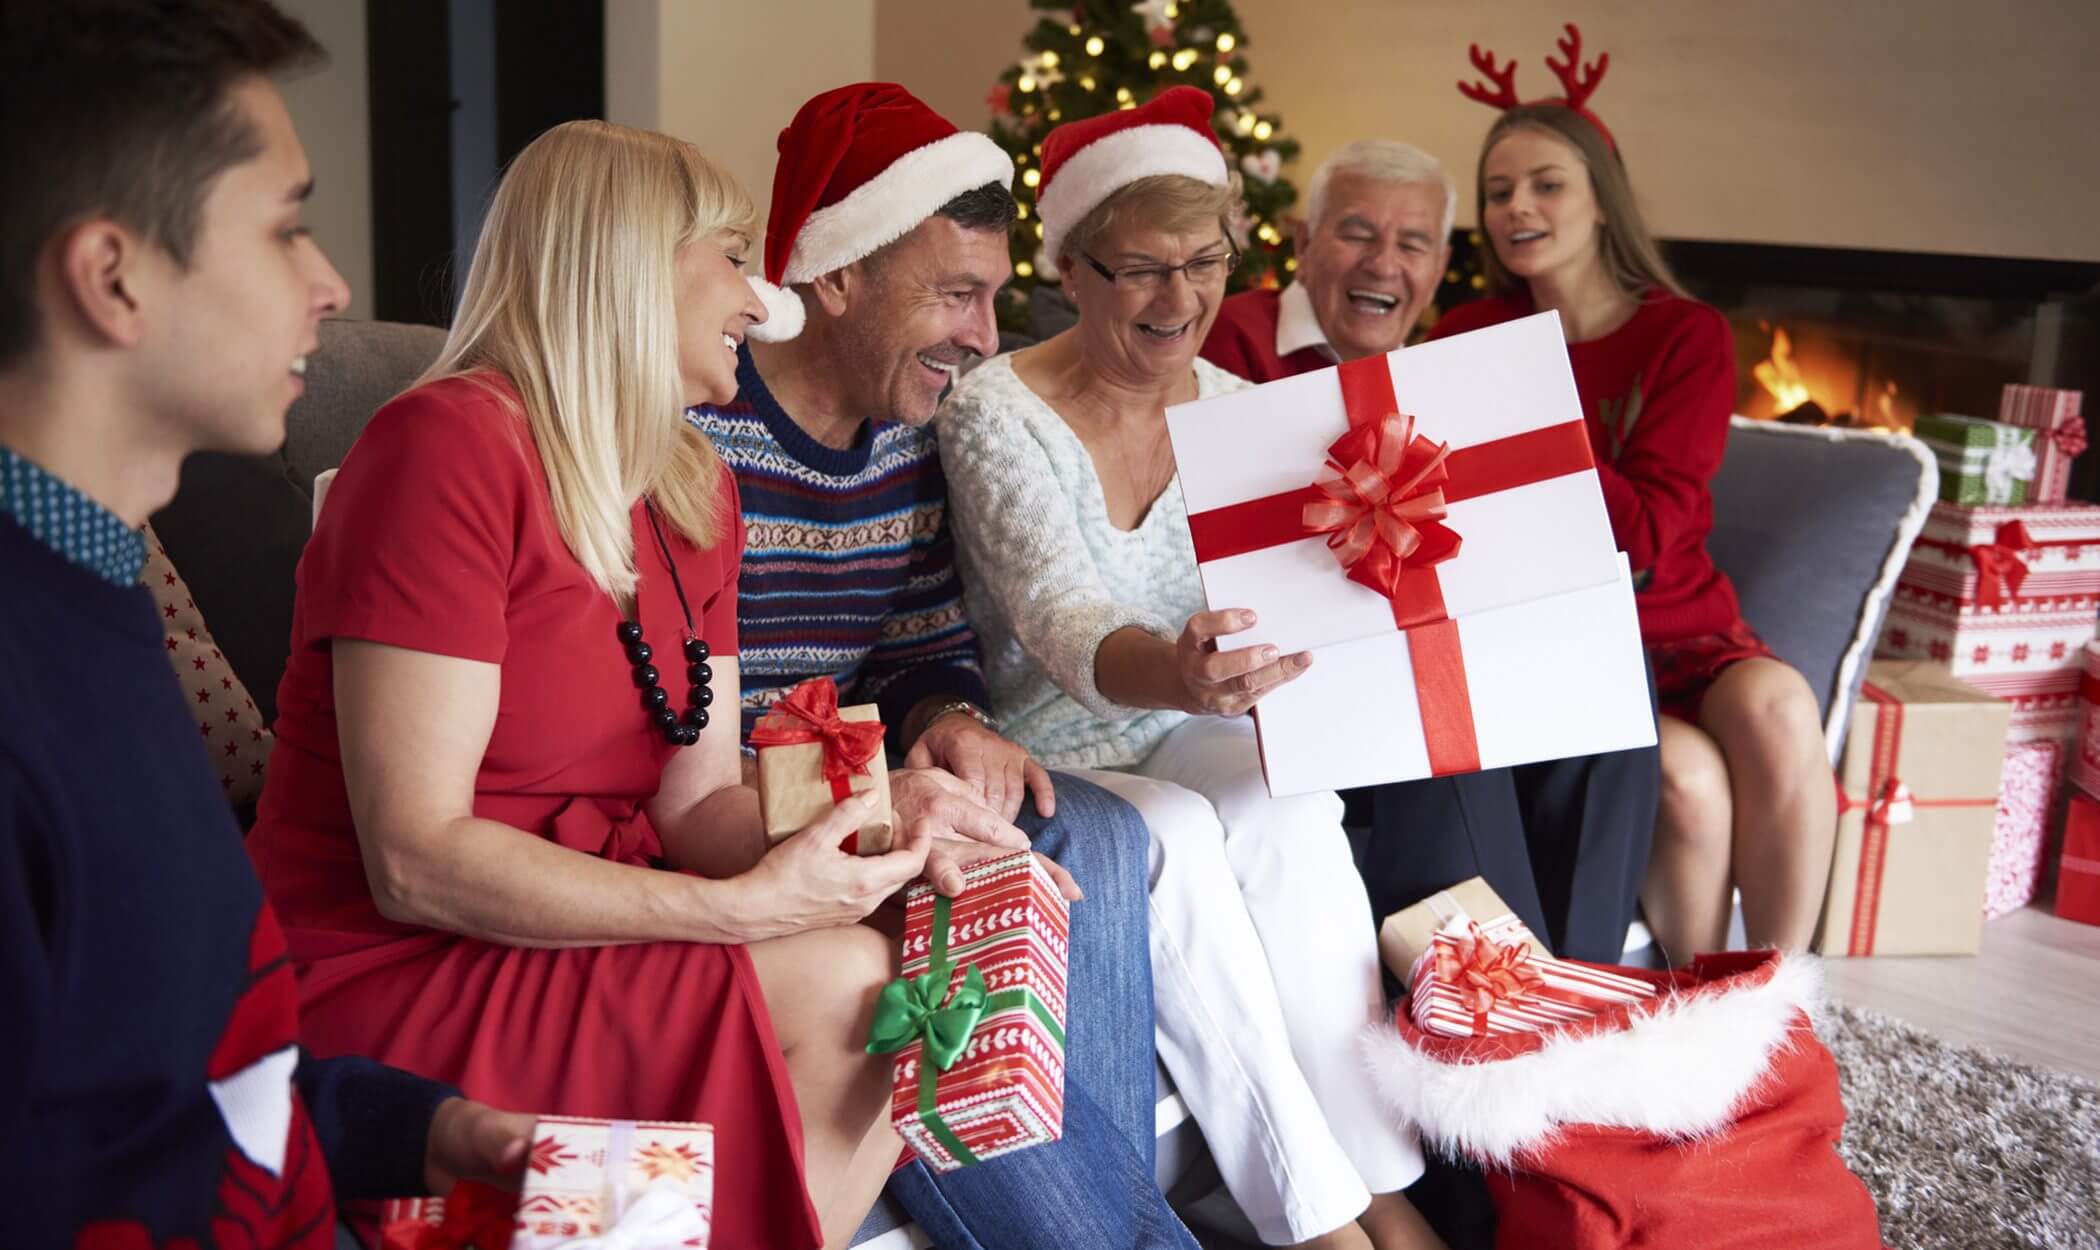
[{"x1": 886, "y1": 772, "x2": 1196, "y2": 1250}]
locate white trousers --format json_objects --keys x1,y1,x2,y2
[{"x1": 1073, "y1": 715, "x2": 1424, "y2": 1245}]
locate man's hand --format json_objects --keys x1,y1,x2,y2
[
  {"x1": 423, "y1": 1097, "x2": 537, "y2": 1194},
  {"x1": 892, "y1": 767, "x2": 1071, "y2": 897},
  {"x1": 925, "y1": 838, "x2": 1083, "y2": 904},
  {"x1": 905, "y1": 711, "x2": 1055, "y2": 822}
]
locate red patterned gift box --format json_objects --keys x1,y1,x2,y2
[
  {"x1": 1877, "y1": 501, "x2": 2100, "y2": 738},
  {"x1": 1998, "y1": 384, "x2": 2086, "y2": 504},
  {"x1": 1988, "y1": 739, "x2": 2062, "y2": 919},
  {"x1": 511, "y1": 1117, "x2": 713, "y2": 1249},
  {"x1": 1406, "y1": 913, "x2": 1654, "y2": 1039},
  {"x1": 2061, "y1": 792, "x2": 2100, "y2": 926},
  {"x1": 873, "y1": 851, "x2": 1068, "y2": 1171},
  {"x1": 2071, "y1": 640, "x2": 2100, "y2": 797},
  {"x1": 380, "y1": 1183, "x2": 516, "y2": 1250}
]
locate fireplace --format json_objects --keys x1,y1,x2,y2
[{"x1": 1667, "y1": 242, "x2": 2100, "y2": 494}]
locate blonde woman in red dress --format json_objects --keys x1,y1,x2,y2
[
  {"x1": 247, "y1": 121, "x2": 929, "y2": 1250},
  {"x1": 1431, "y1": 38, "x2": 1835, "y2": 962}
]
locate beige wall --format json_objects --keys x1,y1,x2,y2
[
  {"x1": 275, "y1": 0, "x2": 373, "y2": 310},
  {"x1": 609, "y1": 0, "x2": 878, "y2": 241},
  {"x1": 871, "y1": 0, "x2": 2100, "y2": 262}
]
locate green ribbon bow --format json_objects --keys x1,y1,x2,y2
[
  {"x1": 864, "y1": 892, "x2": 1067, "y2": 1168},
  {"x1": 867, "y1": 960, "x2": 988, "y2": 1073}
]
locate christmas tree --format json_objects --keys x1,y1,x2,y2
[{"x1": 986, "y1": 0, "x2": 1302, "y2": 331}]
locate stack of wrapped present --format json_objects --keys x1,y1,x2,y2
[{"x1": 1870, "y1": 384, "x2": 2091, "y2": 927}]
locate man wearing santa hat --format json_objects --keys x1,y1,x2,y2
[{"x1": 688, "y1": 83, "x2": 1194, "y2": 1249}]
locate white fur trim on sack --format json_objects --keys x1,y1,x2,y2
[
  {"x1": 1036, "y1": 123, "x2": 1229, "y2": 268},
  {"x1": 1362, "y1": 954, "x2": 1826, "y2": 1167},
  {"x1": 781, "y1": 131, "x2": 1014, "y2": 286},
  {"x1": 745, "y1": 276, "x2": 806, "y2": 343}
]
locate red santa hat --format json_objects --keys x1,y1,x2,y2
[
  {"x1": 1033, "y1": 85, "x2": 1228, "y2": 272},
  {"x1": 746, "y1": 82, "x2": 1014, "y2": 342}
]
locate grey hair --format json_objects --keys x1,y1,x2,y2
[{"x1": 1303, "y1": 139, "x2": 1457, "y2": 241}]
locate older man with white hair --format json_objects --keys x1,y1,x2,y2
[
  {"x1": 1202, "y1": 140, "x2": 1454, "y2": 381},
  {"x1": 1201, "y1": 140, "x2": 1661, "y2": 986}
]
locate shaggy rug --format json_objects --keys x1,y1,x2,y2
[{"x1": 1822, "y1": 1001, "x2": 2100, "y2": 1250}]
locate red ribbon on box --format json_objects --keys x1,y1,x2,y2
[
  {"x1": 1834, "y1": 682, "x2": 1999, "y2": 956},
  {"x1": 749, "y1": 675, "x2": 885, "y2": 802},
  {"x1": 1912, "y1": 518, "x2": 2097, "y2": 609},
  {"x1": 1430, "y1": 921, "x2": 1599, "y2": 1036},
  {"x1": 1185, "y1": 355, "x2": 1594, "y2": 777}
]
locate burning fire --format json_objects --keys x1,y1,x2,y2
[
  {"x1": 1746, "y1": 321, "x2": 1910, "y2": 431},
  {"x1": 1753, "y1": 326, "x2": 1812, "y2": 414}
]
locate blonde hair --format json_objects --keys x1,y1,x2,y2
[
  {"x1": 1061, "y1": 173, "x2": 1247, "y2": 266},
  {"x1": 1477, "y1": 105, "x2": 1687, "y2": 301},
  {"x1": 418, "y1": 119, "x2": 756, "y2": 601}
]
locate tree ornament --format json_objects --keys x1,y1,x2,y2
[
  {"x1": 987, "y1": 82, "x2": 1013, "y2": 117},
  {"x1": 1240, "y1": 149, "x2": 1281, "y2": 182}
]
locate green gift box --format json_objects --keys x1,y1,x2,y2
[{"x1": 1914, "y1": 413, "x2": 2037, "y2": 506}]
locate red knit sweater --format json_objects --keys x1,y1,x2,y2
[{"x1": 1428, "y1": 291, "x2": 1745, "y2": 643}]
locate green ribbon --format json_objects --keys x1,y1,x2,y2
[{"x1": 865, "y1": 893, "x2": 1067, "y2": 1167}]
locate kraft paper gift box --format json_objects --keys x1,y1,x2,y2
[
  {"x1": 2058, "y1": 791, "x2": 2100, "y2": 926},
  {"x1": 1814, "y1": 662, "x2": 2012, "y2": 957},
  {"x1": 1914, "y1": 412, "x2": 2037, "y2": 506},
  {"x1": 751, "y1": 675, "x2": 894, "y2": 854},
  {"x1": 1164, "y1": 311, "x2": 1655, "y2": 796},
  {"x1": 511, "y1": 1117, "x2": 714, "y2": 1249},
  {"x1": 872, "y1": 851, "x2": 1068, "y2": 1171},
  {"x1": 1378, "y1": 875, "x2": 1546, "y2": 989},
  {"x1": 1998, "y1": 384, "x2": 2086, "y2": 504},
  {"x1": 1877, "y1": 501, "x2": 2100, "y2": 741},
  {"x1": 1987, "y1": 739, "x2": 2062, "y2": 920}
]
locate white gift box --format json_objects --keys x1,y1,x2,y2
[{"x1": 1166, "y1": 312, "x2": 1655, "y2": 795}]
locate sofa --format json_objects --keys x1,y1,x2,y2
[{"x1": 152, "y1": 317, "x2": 1935, "y2": 1247}]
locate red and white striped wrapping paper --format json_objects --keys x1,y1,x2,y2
[
  {"x1": 1988, "y1": 739, "x2": 2063, "y2": 919},
  {"x1": 1998, "y1": 385, "x2": 2086, "y2": 504},
  {"x1": 2071, "y1": 640, "x2": 2100, "y2": 797},
  {"x1": 1877, "y1": 502, "x2": 2100, "y2": 717},
  {"x1": 891, "y1": 853, "x2": 1069, "y2": 1171},
  {"x1": 1406, "y1": 914, "x2": 1655, "y2": 1039}
]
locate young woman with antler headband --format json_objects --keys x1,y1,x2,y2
[{"x1": 1431, "y1": 25, "x2": 1837, "y2": 965}]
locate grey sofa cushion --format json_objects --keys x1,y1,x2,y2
[
  {"x1": 151, "y1": 319, "x2": 445, "y2": 724},
  {"x1": 1705, "y1": 419, "x2": 1936, "y2": 759}
]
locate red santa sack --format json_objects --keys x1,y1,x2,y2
[{"x1": 1367, "y1": 950, "x2": 1884, "y2": 1249}]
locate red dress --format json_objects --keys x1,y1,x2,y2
[
  {"x1": 1429, "y1": 290, "x2": 1774, "y2": 722},
  {"x1": 247, "y1": 374, "x2": 822, "y2": 1248}
]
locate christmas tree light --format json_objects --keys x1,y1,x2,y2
[{"x1": 985, "y1": 0, "x2": 1305, "y2": 328}]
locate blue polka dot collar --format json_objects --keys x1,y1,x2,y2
[{"x1": 0, "y1": 444, "x2": 147, "y2": 586}]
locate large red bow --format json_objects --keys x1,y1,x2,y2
[
  {"x1": 1301, "y1": 412, "x2": 1462, "y2": 607},
  {"x1": 1431, "y1": 921, "x2": 1546, "y2": 1019},
  {"x1": 2052, "y1": 420, "x2": 2089, "y2": 460},
  {"x1": 748, "y1": 676, "x2": 886, "y2": 800},
  {"x1": 1968, "y1": 520, "x2": 2035, "y2": 608}
]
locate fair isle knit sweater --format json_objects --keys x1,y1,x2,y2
[
  {"x1": 936, "y1": 352, "x2": 1251, "y2": 769},
  {"x1": 687, "y1": 348, "x2": 991, "y2": 745}
]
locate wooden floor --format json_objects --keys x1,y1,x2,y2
[{"x1": 1820, "y1": 903, "x2": 2100, "y2": 1081}]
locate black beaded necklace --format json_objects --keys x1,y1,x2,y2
[{"x1": 618, "y1": 502, "x2": 713, "y2": 747}]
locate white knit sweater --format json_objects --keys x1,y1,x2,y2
[{"x1": 937, "y1": 351, "x2": 1251, "y2": 768}]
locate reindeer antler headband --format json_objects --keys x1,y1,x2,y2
[{"x1": 1458, "y1": 22, "x2": 1615, "y2": 151}]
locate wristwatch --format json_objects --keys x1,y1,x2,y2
[{"x1": 922, "y1": 699, "x2": 1001, "y2": 734}]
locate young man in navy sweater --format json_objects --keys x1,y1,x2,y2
[{"x1": 0, "y1": 3, "x2": 533, "y2": 1244}]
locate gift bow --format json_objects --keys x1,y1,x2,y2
[
  {"x1": 546, "y1": 1182, "x2": 706, "y2": 1250},
  {"x1": 1431, "y1": 921, "x2": 1547, "y2": 1016},
  {"x1": 866, "y1": 961, "x2": 988, "y2": 1072},
  {"x1": 1968, "y1": 520, "x2": 2035, "y2": 608},
  {"x1": 1984, "y1": 426, "x2": 2039, "y2": 500},
  {"x1": 748, "y1": 676, "x2": 885, "y2": 799},
  {"x1": 1301, "y1": 411, "x2": 1462, "y2": 606},
  {"x1": 2052, "y1": 419, "x2": 2089, "y2": 460},
  {"x1": 1870, "y1": 777, "x2": 1915, "y2": 826}
]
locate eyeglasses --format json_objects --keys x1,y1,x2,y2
[{"x1": 1079, "y1": 247, "x2": 1241, "y2": 293}]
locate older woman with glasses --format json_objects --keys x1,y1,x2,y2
[{"x1": 937, "y1": 91, "x2": 1444, "y2": 1250}]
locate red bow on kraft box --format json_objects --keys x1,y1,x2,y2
[
  {"x1": 1164, "y1": 311, "x2": 1655, "y2": 795},
  {"x1": 751, "y1": 676, "x2": 894, "y2": 854}
]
